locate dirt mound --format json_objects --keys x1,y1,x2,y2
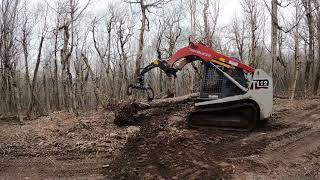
[
  {"x1": 1, "y1": 97, "x2": 320, "y2": 179},
  {"x1": 106, "y1": 103, "x2": 261, "y2": 179},
  {"x1": 0, "y1": 110, "x2": 140, "y2": 179},
  {"x1": 105, "y1": 98, "x2": 320, "y2": 179},
  {"x1": 114, "y1": 102, "x2": 140, "y2": 126}
]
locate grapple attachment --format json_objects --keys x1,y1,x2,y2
[
  {"x1": 127, "y1": 84, "x2": 154, "y2": 102},
  {"x1": 127, "y1": 58, "x2": 177, "y2": 102}
]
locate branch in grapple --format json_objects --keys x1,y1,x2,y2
[{"x1": 114, "y1": 93, "x2": 198, "y2": 126}]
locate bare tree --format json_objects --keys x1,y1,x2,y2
[
  {"x1": 53, "y1": 16, "x2": 61, "y2": 110},
  {"x1": 92, "y1": 10, "x2": 115, "y2": 75},
  {"x1": 19, "y1": 1, "x2": 32, "y2": 105},
  {"x1": 0, "y1": 0, "x2": 21, "y2": 119},
  {"x1": 163, "y1": 15, "x2": 182, "y2": 95},
  {"x1": 271, "y1": 0, "x2": 278, "y2": 77},
  {"x1": 115, "y1": 14, "x2": 133, "y2": 98},
  {"x1": 28, "y1": 13, "x2": 47, "y2": 114},
  {"x1": 230, "y1": 15, "x2": 246, "y2": 61},
  {"x1": 43, "y1": 61, "x2": 51, "y2": 112},
  {"x1": 241, "y1": 0, "x2": 264, "y2": 67},
  {"x1": 190, "y1": 0, "x2": 197, "y2": 41},
  {"x1": 291, "y1": 0, "x2": 303, "y2": 100},
  {"x1": 59, "y1": 0, "x2": 91, "y2": 112},
  {"x1": 91, "y1": 11, "x2": 115, "y2": 97},
  {"x1": 126, "y1": 0, "x2": 170, "y2": 79},
  {"x1": 312, "y1": 0, "x2": 320, "y2": 94},
  {"x1": 203, "y1": 0, "x2": 220, "y2": 48},
  {"x1": 302, "y1": 0, "x2": 315, "y2": 95},
  {"x1": 81, "y1": 53, "x2": 107, "y2": 110}
]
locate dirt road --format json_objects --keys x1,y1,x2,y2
[
  {"x1": 0, "y1": 111, "x2": 140, "y2": 179},
  {"x1": 106, "y1": 98, "x2": 320, "y2": 179},
  {"x1": 1, "y1": 98, "x2": 320, "y2": 179}
]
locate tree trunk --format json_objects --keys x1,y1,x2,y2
[
  {"x1": 312, "y1": 0, "x2": 320, "y2": 94},
  {"x1": 159, "y1": 71, "x2": 163, "y2": 92},
  {"x1": 81, "y1": 53, "x2": 107, "y2": 109},
  {"x1": 190, "y1": 0, "x2": 196, "y2": 41},
  {"x1": 61, "y1": 24, "x2": 73, "y2": 112},
  {"x1": 302, "y1": 0, "x2": 314, "y2": 96},
  {"x1": 12, "y1": 66, "x2": 23, "y2": 123},
  {"x1": 271, "y1": 0, "x2": 278, "y2": 77},
  {"x1": 43, "y1": 67, "x2": 50, "y2": 112},
  {"x1": 231, "y1": 16, "x2": 245, "y2": 62},
  {"x1": 250, "y1": 24, "x2": 256, "y2": 67},
  {"x1": 53, "y1": 29, "x2": 60, "y2": 110},
  {"x1": 22, "y1": 30, "x2": 31, "y2": 105},
  {"x1": 203, "y1": 0, "x2": 211, "y2": 47},
  {"x1": 28, "y1": 36, "x2": 45, "y2": 114},
  {"x1": 291, "y1": 20, "x2": 300, "y2": 100},
  {"x1": 134, "y1": 2, "x2": 147, "y2": 79},
  {"x1": 107, "y1": 18, "x2": 113, "y2": 74}
]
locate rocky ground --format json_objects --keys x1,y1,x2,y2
[{"x1": 1, "y1": 97, "x2": 320, "y2": 179}]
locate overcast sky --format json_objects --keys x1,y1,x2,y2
[
  {"x1": 220, "y1": 0, "x2": 242, "y2": 24},
  {"x1": 87, "y1": 0, "x2": 243, "y2": 26}
]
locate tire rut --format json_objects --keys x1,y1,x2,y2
[{"x1": 260, "y1": 131, "x2": 320, "y2": 164}]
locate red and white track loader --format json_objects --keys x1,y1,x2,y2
[{"x1": 127, "y1": 42, "x2": 273, "y2": 131}]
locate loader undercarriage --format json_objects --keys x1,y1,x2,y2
[
  {"x1": 188, "y1": 100, "x2": 259, "y2": 131},
  {"x1": 184, "y1": 62, "x2": 260, "y2": 131}
]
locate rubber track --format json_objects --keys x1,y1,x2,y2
[{"x1": 187, "y1": 102, "x2": 259, "y2": 131}]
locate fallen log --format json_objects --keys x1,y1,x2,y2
[{"x1": 114, "y1": 93, "x2": 198, "y2": 126}]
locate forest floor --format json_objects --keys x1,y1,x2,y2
[{"x1": 1, "y1": 97, "x2": 320, "y2": 179}]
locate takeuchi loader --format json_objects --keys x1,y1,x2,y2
[{"x1": 127, "y1": 42, "x2": 273, "y2": 131}]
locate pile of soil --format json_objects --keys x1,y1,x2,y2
[
  {"x1": 114, "y1": 102, "x2": 140, "y2": 126},
  {"x1": 106, "y1": 103, "x2": 258, "y2": 179},
  {"x1": 0, "y1": 110, "x2": 140, "y2": 179},
  {"x1": 1, "y1": 97, "x2": 320, "y2": 179},
  {"x1": 105, "y1": 98, "x2": 320, "y2": 179}
]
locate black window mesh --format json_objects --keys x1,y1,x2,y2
[{"x1": 200, "y1": 63, "x2": 247, "y2": 99}]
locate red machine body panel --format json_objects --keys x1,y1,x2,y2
[{"x1": 167, "y1": 43, "x2": 255, "y2": 73}]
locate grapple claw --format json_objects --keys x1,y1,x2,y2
[{"x1": 127, "y1": 84, "x2": 154, "y2": 101}]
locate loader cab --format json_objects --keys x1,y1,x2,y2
[{"x1": 200, "y1": 62, "x2": 249, "y2": 100}]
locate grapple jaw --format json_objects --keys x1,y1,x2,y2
[
  {"x1": 127, "y1": 84, "x2": 155, "y2": 102},
  {"x1": 127, "y1": 59, "x2": 177, "y2": 102}
]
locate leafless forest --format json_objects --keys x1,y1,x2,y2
[
  {"x1": 1, "y1": 0, "x2": 320, "y2": 179},
  {"x1": 0, "y1": 0, "x2": 319, "y2": 117}
]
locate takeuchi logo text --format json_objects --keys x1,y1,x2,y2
[{"x1": 189, "y1": 48, "x2": 211, "y2": 58}]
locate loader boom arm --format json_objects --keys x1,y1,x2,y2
[
  {"x1": 167, "y1": 43, "x2": 255, "y2": 73},
  {"x1": 128, "y1": 42, "x2": 256, "y2": 101}
]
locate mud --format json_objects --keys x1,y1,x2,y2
[
  {"x1": 105, "y1": 98, "x2": 320, "y2": 179},
  {"x1": 0, "y1": 111, "x2": 140, "y2": 179},
  {"x1": 114, "y1": 102, "x2": 140, "y2": 126},
  {"x1": 1, "y1": 98, "x2": 320, "y2": 179}
]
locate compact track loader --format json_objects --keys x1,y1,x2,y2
[{"x1": 127, "y1": 42, "x2": 273, "y2": 131}]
